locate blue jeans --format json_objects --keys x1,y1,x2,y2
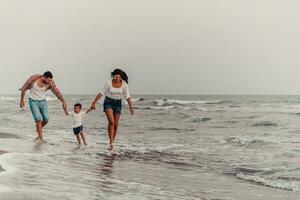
[{"x1": 29, "y1": 98, "x2": 49, "y2": 122}]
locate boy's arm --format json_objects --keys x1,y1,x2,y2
[
  {"x1": 86, "y1": 108, "x2": 92, "y2": 114},
  {"x1": 65, "y1": 111, "x2": 70, "y2": 115}
]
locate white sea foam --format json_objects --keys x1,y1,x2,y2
[
  {"x1": 226, "y1": 136, "x2": 267, "y2": 146},
  {"x1": 134, "y1": 106, "x2": 175, "y2": 110},
  {"x1": 0, "y1": 153, "x2": 18, "y2": 176},
  {"x1": 124, "y1": 97, "x2": 145, "y2": 106},
  {"x1": 0, "y1": 184, "x2": 11, "y2": 193},
  {"x1": 0, "y1": 96, "x2": 57, "y2": 101},
  {"x1": 183, "y1": 106, "x2": 192, "y2": 111},
  {"x1": 150, "y1": 106, "x2": 175, "y2": 110},
  {"x1": 0, "y1": 96, "x2": 19, "y2": 101},
  {"x1": 131, "y1": 97, "x2": 145, "y2": 102},
  {"x1": 237, "y1": 173, "x2": 300, "y2": 191},
  {"x1": 45, "y1": 96, "x2": 58, "y2": 101},
  {"x1": 154, "y1": 99, "x2": 225, "y2": 106}
]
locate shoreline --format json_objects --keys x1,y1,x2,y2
[
  {"x1": 0, "y1": 150, "x2": 5, "y2": 173},
  {"x1": 0, "y1": 132, "x2": 17, "y2": 173}
]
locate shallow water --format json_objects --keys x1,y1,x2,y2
[{"x1": 0, "y1": 95, "x2": 300, "y2": 199}]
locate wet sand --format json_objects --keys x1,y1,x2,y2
[{"x1": 0, "y1": 132, "x2": 19, "y2": 139}]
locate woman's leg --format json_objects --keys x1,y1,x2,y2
[
  {"x1": 105, "y1": 109, "x2": 115, "y2": 145},
  {"x1": 112, "y1": 112, "x2": 121, "y2": 143}
]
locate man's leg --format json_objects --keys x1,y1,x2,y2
[
  {"x1": 36, "y1": 120, "x2": 43, "y2": 142},
  {"x1": 40, "y1": 100, "x2": 49, "y2": 128},
  {"x1": 42, "y1": 121, "x2": 48, "y2": 127},
  {"x1": 29, "y1": 99, "x2": 43, "y2": 142}
]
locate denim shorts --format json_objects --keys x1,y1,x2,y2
[
  {"x1": 73, "y1": 125, "x2": 83, "y2": 135},
  {"x1": 103, "y1": 97, "x2": 122, "y2": 114},
  {"x1": 29, "y1": 98, "x2": 49, "y2": 122}
]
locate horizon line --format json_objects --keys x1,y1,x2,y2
[{"x1": 3, "y1": 93, "x2": 300, "y2": 96}]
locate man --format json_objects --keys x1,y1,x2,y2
[{"x1": 19, "y1": 71, "x2": 67, "y2": 143}]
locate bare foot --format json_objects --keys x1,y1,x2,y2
[
  {"x1": 38, "y1": 138, "x2": 43, "y2": 144},
  {"x1": 107, "y1": 144, "x2": 113, "y2": 151},
  {"x1": 34, "y1": 137, "x2": 43, "y2": 143}
]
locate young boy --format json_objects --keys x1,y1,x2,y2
[{"x1": 66, "y1": 103, "x2": 91, "y2": 145}]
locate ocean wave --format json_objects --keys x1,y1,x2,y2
[
  {"x1": 189, "y1": 116, "x2": 211, "y2": 123},
  {"x1": 237, "y1": 173, "x2": 300, "y2": 191},
  {"x1": 45, "y1": 96, "x2": 58, "y2": 101},
  {"x1": 0, "y1": 96, "x2": 19, "y2": 101},
  {"x1": 226, "y1": 137, "x2": 266, "y2": 146},
  {"x1": 0, "y1": 96, "x2": 58, "y2": 102},
  {"x1": 124, "y1": 98, "x2": 146, "y2": 106},
  {"x1": 253, "y1": 121, "x2": 278, "y2": 127},
  {"x1": 131, "y1": 97, "x2": 146, "y2": 102},
  {"x1": 147, "y1": 127, "x2": 195, "y2": 132},
  {"x1": 228, "y1": 105, "x2": 241, "y2": 108},
  {"x1": 183, "y1": 106, "x2": 192, "y2": 111},
  {"x1": 135, "y1": 106, "x2": 175, "y2": 110},
  {"x1": 148, "y1": 127, "x2": 181, "y2": 131},
  {"x1": 154, "y1": 99, "x2": 226, "y2": 106},
  {"x1": 196, "y1": 107, "x2": 208, "y2": 111}
]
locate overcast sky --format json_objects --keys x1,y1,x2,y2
[{"x1": 1, "y1": 0, "x2": 300, "y2": 95}]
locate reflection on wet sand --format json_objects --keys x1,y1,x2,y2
[{"x1": 97, "y1": 153, "x2": 118, "y2": 192}]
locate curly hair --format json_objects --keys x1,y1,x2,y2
[{"x1": 111, "y1": 69, "x2": 129, "y2": 84}]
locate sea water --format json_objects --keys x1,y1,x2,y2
[{"x1": 0, "y1": 95, "x2": 300, "y2": 200}]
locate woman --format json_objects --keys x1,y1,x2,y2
[{"x1": 91, "y1": 69, "x2": 134, "y2": 150}]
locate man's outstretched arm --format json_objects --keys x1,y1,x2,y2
[{"x1": 49, "y1": 81, "x2": 67, "y2": 113}]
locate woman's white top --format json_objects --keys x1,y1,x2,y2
[
  {"x1": 100, "y1": 79, "x2": 130, "y2": 100},
  {"x1": 70, "y1": 111, "x2": 86, "y2": 128},
  {"x1": 29, "y1": 81, "x2": 46, "y2": 100}
]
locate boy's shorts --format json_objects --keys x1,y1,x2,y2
[{"x1": 73, "y1": 125, "x2": 83, "y2": 135}]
